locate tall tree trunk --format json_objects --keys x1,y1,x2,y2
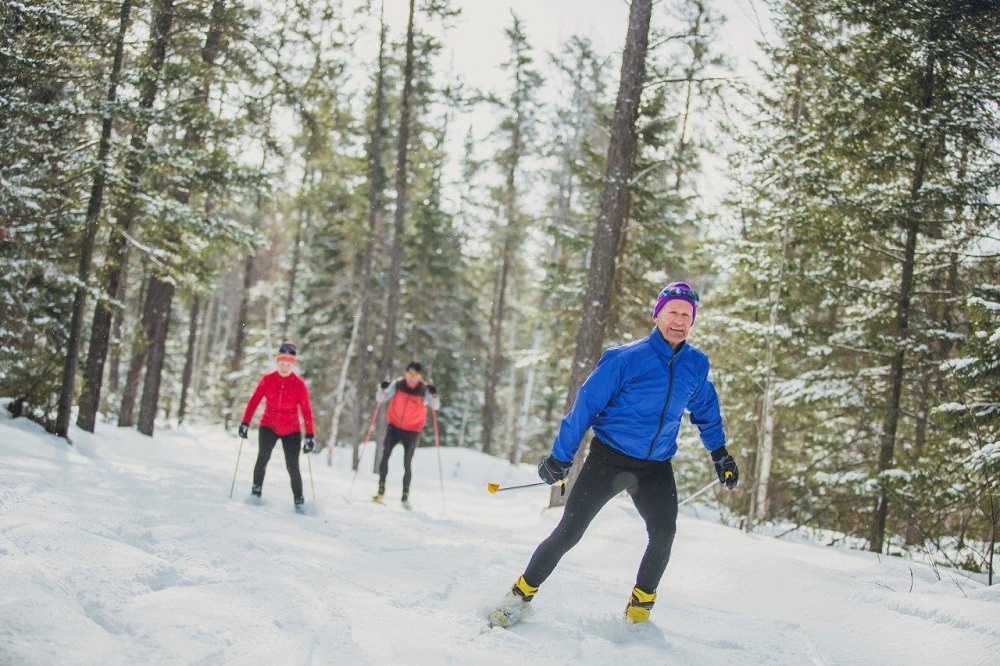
[
  {"x1": 57, "y1": 0, "x2": 134, "y2": 438},
  {"x1": 351, "y1": 5, "x2": 388, "y2": 470},
  {"x1": 119, "y1": 268, "x2": 153, "y2": 427},
  {"x1": 228, "y1": 239, "x2": 255, "y2": 429},
  {"x1": 284, "y1": 167, "x2": 313, "y2": 335},
  {"x1": 552, "y1": 0, "x2": 652, "y2": 506},
  {"x1": 481, "y1": 16, "x2": 531, "y2": 456},
  {"x1": 137, "y1": 276, "x2": 174, "y2": 435},
  {"x1": 177, "y1": 295, "x2": 200, "y2": 423},
  {"x1": 375, "y1": 0, "x2": 416, "y2": 473},
  {"x1": 750, "y1": 213, "x2": 792, "y2": 526},
  {"x1": 870, "y1": 47, "x2": 935, "y2": 553},
  {"x1": 481, "y1": 239, "x2": 511, "y2": 456},
  {"x1": 380, "y1": 0, "x2": 416, "y2": 381},
  {"x1": 136, "y1": 0, "x2": 226, "y2": 436},
  {"x1": 78, "y1": 0, "x2": 173, "y2": 432},
  {"x1": 327, "y1": 300, "x2": 361, "y2": 463}
]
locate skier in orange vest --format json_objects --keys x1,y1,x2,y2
[{"x1": 372, "y1": 361, "x2": 439, "y2": 507}]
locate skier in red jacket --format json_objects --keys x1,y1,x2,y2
[
  {"x1": 372, "y1": 361, "x2": 439, "y2": 507},
  {"x1": 239, "y1": 341, "x2": 316, "y2": 510}
]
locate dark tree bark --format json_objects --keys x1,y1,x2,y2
[
  {"x1": 551, "y1": 0, "x2": 652, "y2": 507},
  {"x1": 77, "y1": 0, "x2": 174, "y2": 432},
  {"x1": 375, "y1": 0, "x2": 416, "y2": 473},
  {"x1": 136, "y1": 0, "x2": 226, "y2": 436},
  {"x1": 227, "y1": 235, "x2": 254, "y2": 429},
  {"x1": 137, "y1": 276, "x2": 174, "y2": 435},
  {"x1": 119, "y1": 270, "x2": 154, "y2": 427},
  {"x1": 57, "y1": 0, "x2": 134, "y2": 438},
  {"x1": 177, "y1": 295, "x2": 200, "y2": 423},
  {"x1": 870, "y1": 44, "x2": 935, "y2": 554},
  {"x1": 350, "y1": 7, "x2": 388, "y2": 470},
  {"x1": 380, "y1": 0, "x2": 415, "y2": 382}
]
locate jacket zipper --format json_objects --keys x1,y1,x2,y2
[{"x1": 646, "y1": 344, "x2": 683, "y2": 459}]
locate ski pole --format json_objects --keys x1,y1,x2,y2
[
  {"x1": 678, "y1": 478, "x2": 720, "y2": 507},
  {"x1": 487, "y1": 479, "x2": 566, "y2": 494},
  {"x1": 229, "y1": 434, "x2": 245, "y2": 499},
  {"x1": 307, "y1": 453, "x2": 315, "y2": 501},
  {"x1": 345, "y1": 402, "x2": 380, "y2": 501},
  {"x1": 431, "y1": 406, "x2": 446, "y2": 512}
]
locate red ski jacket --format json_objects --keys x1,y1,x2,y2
[
  {"x1": 386, "y1": 379, "x2": 430, "y2": 433},
  {"x1": 241, "y1": 371, "x2": 315, "y2": 437}
]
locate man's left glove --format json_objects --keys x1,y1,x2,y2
[
  {"x1": 537, "y1": 456, "x2": 572, "y2": 485},
  {"x1": 711, "y1": 447, "x2": 739, "y2": 489},
  {"x1": 427, "y1": 383, "x2": 437, "y2": 395},
  {"x1": 238, "y1": 423, "x2": 249, "y2": 439},
  {"x1": 303, "y1": 434, "x2": 316, "y2": 454}
]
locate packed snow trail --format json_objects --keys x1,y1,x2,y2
[{"x1": 1, "y1": 410, "x2": 998, "y2": 664}]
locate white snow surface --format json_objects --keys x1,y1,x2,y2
[{"x1": 1, "y1": 410, "x2": 998, "y2": 665}]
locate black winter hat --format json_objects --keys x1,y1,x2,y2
[
  {"x1": 405, "y1": 361, "x2": 423, "y2": 373},
  {"x1": 278, "y1": 341, "x2": 298, "y2": 357}
]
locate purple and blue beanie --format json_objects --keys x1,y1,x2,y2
[{"x1": 652, "y1": 281, "x2": 699, "y2": 323}]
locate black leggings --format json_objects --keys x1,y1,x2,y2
[
  {"x1": 523, "y1": 439, "x2": 678, "y2": 593},
  {"x1": 253, "y1": 426, "x2": 303, "y2": 501},
  {"x1": 378, "y1": 425, "x2": 419, "y2": 495}
]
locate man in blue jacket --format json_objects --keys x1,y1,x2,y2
[{"x1": 490, "y1": 281, "x2": 739, "y2": 628}]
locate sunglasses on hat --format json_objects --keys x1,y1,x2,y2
[{"x1": 658, "y1": 285, "x2": 700, "y2": 304}]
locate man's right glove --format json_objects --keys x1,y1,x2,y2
[
  {"x1": 537, "y1": 456, "x2": 572, "y2": 485},
  {"x1": 711, "y1": 447, "x2": 739, "y2": 490},
  {"x1": 238, "y1": 423, "x2": 249, "y2": 439},
  {"x1": 380, "y1": 380, "x2": 390, "y2": 389}
]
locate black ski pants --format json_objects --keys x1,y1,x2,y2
[
  {"x1": 522, "y1": 438, "x2": 678, "y2": 594},
  {"x1": 253, "y1": 426, "x2": 303, "y2": 501},
  {"x1": 378, "y1": 425, "x2": 419, "y2": 496}
]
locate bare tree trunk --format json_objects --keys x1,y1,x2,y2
[
  {"x1": 327, "y1": 300, "x2": 361, "y2": 462},
  {"x1": 227, "y1": 247, "x2": 254, "y2": 429},
  {"x1": 481, "y1": 243, "x2": 511, "y2": 456},
  {"x1": 177, "y1": 295, "x2": 200, "y2": 423},
  {"x1": 119, "y1": 269, "x2": 153, "y2": 427},
  {"x1": 512, "y1": 319, "x2": 542, "y2": 465},
  {"x1": 380, "y1": 0, "x2": 416, "y2": 381},
  {"x1": 870, "y1": 48, "x2": 934, "y2": 553},
  {"x1": 58, "y1": 0, "x2": 134, "y2": 438},
  {"x1": 135, "y1": 0, "x2": 226, "y2": 437},
  {"x1": 351, "y1": 5, "x2": 388, "y2": 469},
  {"x1": 137, "y1": 276, "x2": 174, "y2": 435},
  {"x1": 750, "y1": 217, "x2": 792, "y2": 526},
  {"x1": 375, "y1": 0, "x2": 416, "y2": 474},
  {"x1": 552, "y1": 0, "x2": 652, "y2": 506},
  {"x1": 284, "y1": 167, "x2": 313, "y2": 335},
  {"x1": 78, "y1": 0, "x2": 173, "y2": 432}
]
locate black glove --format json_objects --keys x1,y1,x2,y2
[
  {"x1": 303, "y1": 434, "x2": 316, "y2": 454},
  {"x1": 238, "y1": 423, "x2": 249, "y2": 439},
  {"x1": 711, "y1": 447, "x2": 739, "y2": 490},
  {"x1": 427, "y1": 383, "x2": 437, "y2": 395},
  {"x1": 537, "y1": 456, "x2": 572, "y2": 485},
  {"x1": 380, "y1": 380, "x2": 390, "y2": 389}
]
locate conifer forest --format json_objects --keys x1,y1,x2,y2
[{"x1": 2, "y1": 0, "x2": 998, "y2": 581}]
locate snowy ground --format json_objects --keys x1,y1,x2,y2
[{"x1": 1, "y1": 408, "x2": 998, "y2": 665}]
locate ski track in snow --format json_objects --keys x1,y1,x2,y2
[{"x1": 1, "y1": 409, "x2": 998, "y2": 665}]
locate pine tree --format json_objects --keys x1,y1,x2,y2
[{"x1": 480, "y1": 12, "x2": 543, "y2": 457}]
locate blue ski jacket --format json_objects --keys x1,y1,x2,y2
[{"x1": 551, "y1": 328, "x2": 726, "y2": 463}]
